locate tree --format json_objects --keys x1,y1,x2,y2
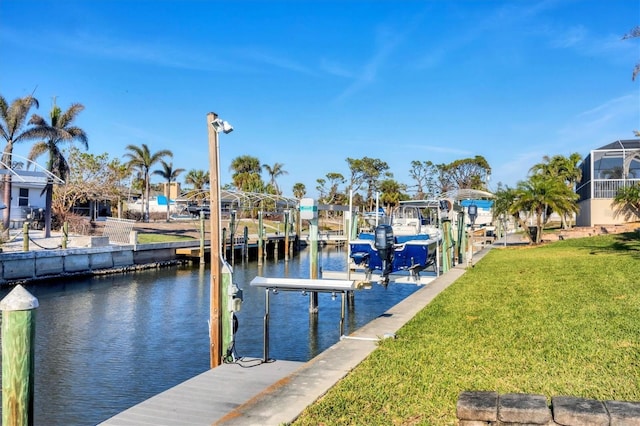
[
  {"x1": 153, "y1": 161, "x2": 185, "y2": 222},
  {"x1": 346, "y1": 156, "x2": 391, "y2": 211},
  {"x1": 529, "y1": 153, "x2": 582, "y2": 228},
  {"x1": 316, "y1": 172, "x2": 345, "y2": 204},
  {"x1": 262, "y1": 162, "x2": 288, "y2": 195},
  {"x1": 612, "y1": 183, "x2": 640, "y2": 222},
  {"x1": 623, "y1": 26, "x2": 640, "y2": 81},
  {"x1": 184, "y1": 169, "x2": 210, "y2": 201},
  {"x1": 27, "y1": 101, "x2": 88, "y2": 236},
  {"x1": 292, "y1": 182, "x2": 306, "y2": 199},
  {"x1": 52, "y1": 147, "x2": 127, "y2": 228},
  {"x1": 379, "y1": 178, "x2": 409, "y2": 210},
  {"x1": 229, "y1": 155, "x2": 264, "y2": 192},
  {"x1": 439, "y1": 156, "x2": 491, "y2": 191},
  {"x1": 0, "y1": 94, "x2": 40, "y2": 233},
  {"x1": 123, "y1": 144, "x2": 172, "y2": 222},
  {"x1": 511, "y1": 174, "x2": 579, "y2": 244},
  {"x1": 408, "y1": 160, "x2": 438, "y2": 199}
]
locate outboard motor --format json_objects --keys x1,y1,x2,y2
[{"x1": 374, "y1": 224, "x2": 394, "y2": 283}]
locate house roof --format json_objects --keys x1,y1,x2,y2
[{"x1": 595, "y1": 139, "x2": 640, "y2": 151}]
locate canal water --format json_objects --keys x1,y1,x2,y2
[{"x1": 0, "y1": 247, "x2": 421, "y2": 425}]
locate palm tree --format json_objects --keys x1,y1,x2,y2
[
  {"x1": 28, "y1": 102, "x2": 88, "y2": 236},
  {"x1": 153, "y1": 160, "x2": 185, "y2": 222},
  {"x1": 292, "y1": 182, "x2": 306, "y2": 199},
  {"x1": 229, "y1": 155, "x2": 263, "y2": 192},
  {"x1": 184, "y1": 169, "x2": 210, "y2": 201},
  {"x1": 123, "y1": 144, "x2": 172, "y2": 222},
  {"x1": 0, "y1": 94, "x2": 40, "y2": 233},
  {"x1": 529, "y1": 153, "x2": 582, "y2": 228},
  {"x1": 511, "y1": 175, "x2": 579, "y2": 244},
  {"x1": 612, "y1": 183, "x2": 640, "y2": 221},
  {"x1": 262, "y1": 162, "x2": 288, "y2": 194}
]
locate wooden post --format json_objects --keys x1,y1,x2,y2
[
  {"x1": 199, "y1": 210, "x2": 205, "y2": 265},
  {"x1": 207, "y1": 112, "x2": 222, "y2": 368},
  {"x1": 61, "y1": 221, "x2": 68, "y2": 249},
  {"x1": 284, "y1": 210, "x2": 290, "y2": 261},
  {"x1": 1, "y1": 285, "x2": 38, "y2": 426},
  {"x1": 257, "y1": 211, "x2": 263, "y2": 266},
  {"x1": 309, "y1": 216, "x2": 319, "y2": 313},
  {"x1": 222, "y1": 228, "x2": 227, "y2": 260},
  {"x1": 22, "y1": 222, "x2": 29, "y2": 252},
  {"x1": 243, "y1": 226, "x2": 249, "y2": 262},
  {"x1": 230, "y1": 210, "x2": 236, "y2": 265},
  {"x1": 295, "y1": 208, "x2": 301, "y2": 250},
  {"x1": 441, "y1": 220, "x2": 452, "y2": 273}
]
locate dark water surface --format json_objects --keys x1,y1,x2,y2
[{"x1": 1, "y1": 247, "x2": 421, "y2": 425}]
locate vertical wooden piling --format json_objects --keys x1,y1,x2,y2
[
  {"x1": 62, "y1": 221, "x2": 68, "y2": 249},
  {"x1": 284, "y1": 210, "x2": 290, "y2": 261},
  {"x1": 229, "y1": 211, "x2": 236, "y2": 265},
  {"x1": 22, "y1": 222, "x2": 29, "y2": 252},
  {"x1": 222, "y1": 228, "x2": 227, "y2": 260},
  {"x1": 258, "y1": 211, "x2": 263, "y2": 266},
  {"x1": 199, "y1": 210, "x2": 205, "y2": 265},
  {"x1": 1, "y1": 285, "x2": 38, "y2": 426},
  {"x1": 243, "y1": 226, "x2": 249, "y2": 262},
  {"x1": 309, "y1": 216, "x2": 319, "y2": 313}
]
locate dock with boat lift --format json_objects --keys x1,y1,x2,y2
[{"x1": 98, "y1": 255, "x2": 482, "y2": 426}]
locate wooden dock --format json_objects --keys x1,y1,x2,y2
[{"x1": 99, "y1": 360, "x2": 303, "y2": 425}]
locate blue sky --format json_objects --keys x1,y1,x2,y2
[{"x1": 2, "y1": 0, "x2": 639, "y2": 198}]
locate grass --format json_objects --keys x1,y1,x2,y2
[
  {"x1": 293, "y1": 233, "x2": 640, "y2": 425},
  {"x1": 136, "y1": 233, "x2": 195, "y2": 244}
]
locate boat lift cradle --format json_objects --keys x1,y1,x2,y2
[{"x1": 250, "y1": 277, "x2": 356, "y2": 362}]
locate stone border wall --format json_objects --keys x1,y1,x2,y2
[{"x1": 457, "y1": 391, "x2": 640, "y2": 425}]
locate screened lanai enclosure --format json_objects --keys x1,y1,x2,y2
[{"x1": 576, "y1": 139, "x2": 640, "y2": 226}]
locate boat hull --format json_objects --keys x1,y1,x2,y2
[{"x1": 349, "y1": 235, "x2": 438, "y2": 278}]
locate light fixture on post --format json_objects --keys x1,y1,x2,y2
[
  {"x1": 207, "y1": 111, "x2": 234, "y2": 368},
  {"x1": 211, "y1": 118, "x2": 234, "y2": 134}
]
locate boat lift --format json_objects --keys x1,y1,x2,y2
[{"x1": 250, "y1": 277, "x2": 356, "y2": 362}]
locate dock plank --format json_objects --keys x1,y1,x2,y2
[{"x1": 99, "y1": 360, "x2": 303, "y2": 426}]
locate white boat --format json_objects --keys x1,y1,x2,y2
[{"x1": 349, "y1": 200, "x2": 442, "y2": 284}]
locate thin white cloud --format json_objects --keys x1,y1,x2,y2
[
  {"x1": 412, "y1": 144, "x2": 473, "y2": 156},
  {"x1": 334, "y1": 12, "x2": 426, "y2": 102},
  {"x1": 549, "y1": 25, "x2": 587, "y2": 48},
  {"x1": 232, "y1": 47, "x2": 315, "y2": 75},
  {"x1": 319, "y1": 58, "x2": 353, "y2": 78}
]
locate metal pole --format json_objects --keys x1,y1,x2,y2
[
  {"x1": 340, "y1": 292, "x2": 346, "y2": 337},
  {"x1": 263, "y1": 288, "x2": 270, "y2": 362},
  {"x1": 207, "y1": 111, "x2": 222, "y2": 368}
]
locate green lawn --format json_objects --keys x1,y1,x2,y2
[
  {"x1": 136, "y1": 233, "x2": 195, "y2": 244},
  {"x1": 294, "y1": 233, "x2": 640, "y2": 425}
]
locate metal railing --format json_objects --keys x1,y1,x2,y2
[{"x1": 592, "y1": 179, "x2": 640, "y2": 199}]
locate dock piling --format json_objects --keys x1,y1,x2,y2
[{"x1": 1, "y1": 285, "x2": 38, "y2": 426}]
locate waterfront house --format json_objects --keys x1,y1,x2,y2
[{"x1": 576, "y1": 139, "x2": 640, "y2": 226}]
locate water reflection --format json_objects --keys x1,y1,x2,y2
[{"x1": 0, "y1": 247, "x2": 420, "y2": 425}]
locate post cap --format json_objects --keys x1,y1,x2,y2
[{"x1": 0, "y1": 285, "x2": 39, "y2": 311}]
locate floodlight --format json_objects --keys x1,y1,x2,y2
[{"x1": 211, "y1": 118, "x2": 234, "y2": 134}]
